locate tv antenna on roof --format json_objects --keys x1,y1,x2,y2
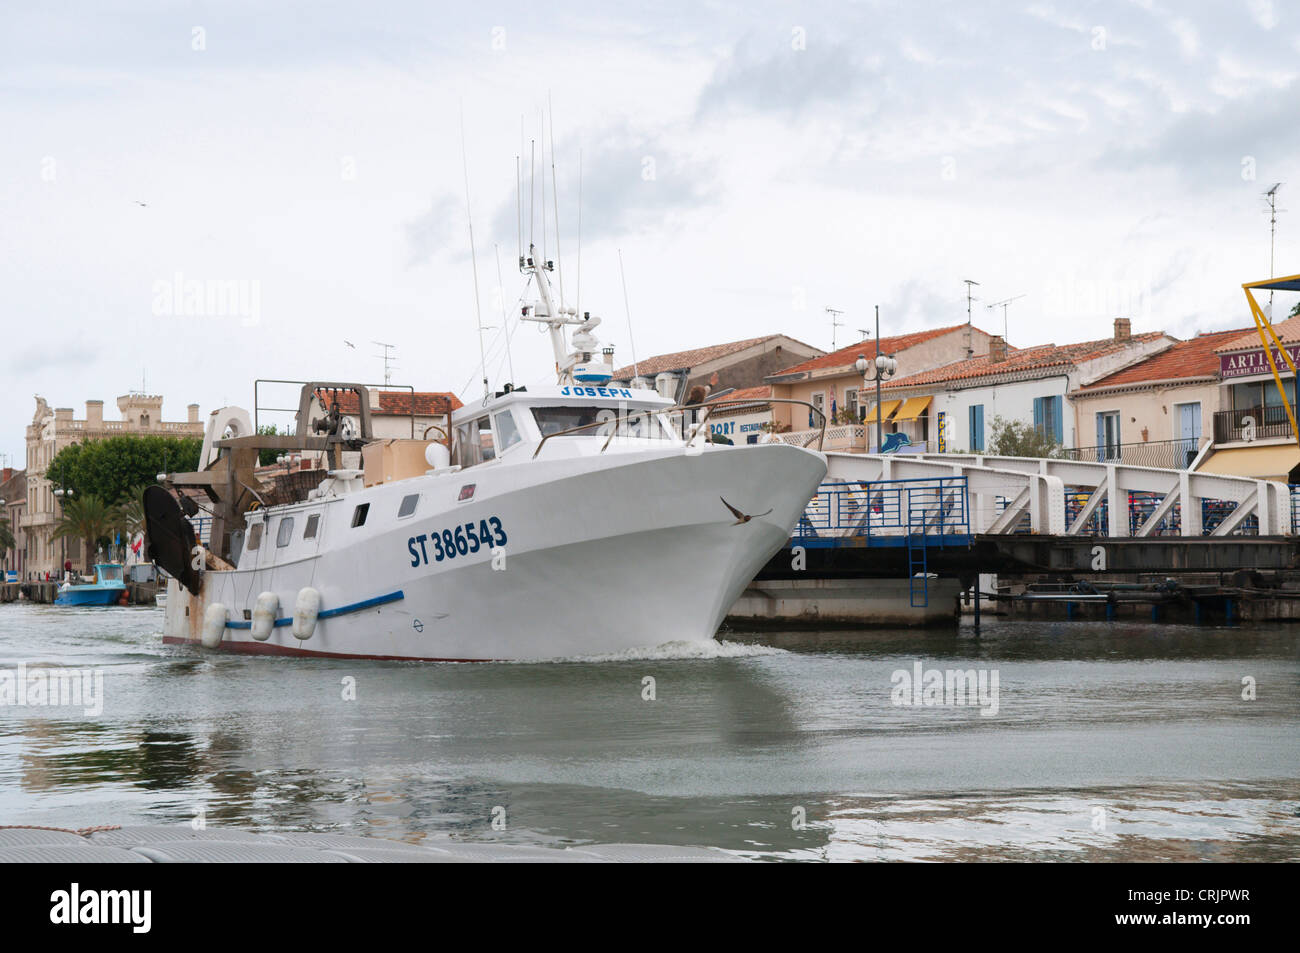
[
  {"x1": 986, "y1": 294, "x2": 1026, "y2": 343},
  {"x1": 372, "y1": 341, "x2": 396, "y2": 386},
  {"x1": 963, "y1": 279, "x2": 980, "y2": 323},
  {"x1": 825, "y1": 306, "x2": 844, "y2": 350},
  {"x1": 1264, "y1": 183, "x2": 1285, "y2": 314}
]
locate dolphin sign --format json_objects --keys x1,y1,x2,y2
[{"x1": 880, "y1": 432, "x2": 912, "y2": 454}]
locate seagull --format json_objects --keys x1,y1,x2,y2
[
  {"x1": 720, "y1": 497, "x2": 772, "y2": 525},
  {"x1": 135, "y1": 201, "x2": 148, "y2": 207},
  {"x1": 344, "y1": 340, "x2": 355, "y2": 349}
]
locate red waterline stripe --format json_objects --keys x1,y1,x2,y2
[{"x1": 161, "y1": 635, "x2": 500, "y2": 663}]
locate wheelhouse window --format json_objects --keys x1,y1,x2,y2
[
  {"x1": 99, "y1": 565, "x2": 123, "y2": 582},
  {"x1": 398, "y1": 494, "x2": 419, "y2": 518},
  {"x1": 494, "y1": 410, "x2": 522, "y2": 452},
  {"x1": 247, "y1": 522, "x2": 264, "y2": 550},
  {"x1": 352, "y1": 503, "x2": 369, "y2": 528},
  {"x1": 454, "y1": 417, "x2": 496, "y2": 467},
  {"x1": 304, "y1": 514, "x2": 320, "y2": 539},
  {"x1": 531, "y1": 406, "x2": 670, "y2": 440},
  {"x1": 276, "y1": 517, "x2": 295, "y2": 548}
]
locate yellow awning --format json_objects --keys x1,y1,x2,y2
[
  {"x1": 892, "y1": 396, "x2": 933, "y2": 421},
  {"x1": 1197, "y1": 445, "x2": 1300, "y2": 481},
  {"x1": 863, "y1": 400, "x2": 901, "y2": 424}
]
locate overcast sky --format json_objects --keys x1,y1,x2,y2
[{"x1": 3, "y1": 0, "x2": 1299, "y2": 465}]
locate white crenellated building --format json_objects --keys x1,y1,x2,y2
[{"x1": 23, "y1": 394, "x2": 204, "y2": 578}]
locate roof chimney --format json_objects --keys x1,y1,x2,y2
[
  {"x1": 1114, "y1": 317, "x2": 1131, "y2": 342},
  {"x1": 988, "y1": 335, "x2": 1008, "y2": 363}
]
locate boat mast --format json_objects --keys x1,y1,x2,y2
[{"x1": 519, "y1": 243, "x2": 605, "y2": 385}]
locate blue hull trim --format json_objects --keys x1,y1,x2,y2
[{"x1": 225, "y1": 590, "x2": 405, "y2": 629}]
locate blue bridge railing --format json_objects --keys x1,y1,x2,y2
[{"x1": 793, "y1": 477, "x2": 970, "y2": 544}]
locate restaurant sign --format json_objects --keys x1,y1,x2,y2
[{"x1": 1219, "y1": 344, "x2": 1300, "y2": 380}]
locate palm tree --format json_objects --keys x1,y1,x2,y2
[{"x1": 51, "y1": 494, "x2": 121, "y2": 572}]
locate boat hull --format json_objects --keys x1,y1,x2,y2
[
  {"x1": 55, "y1": 586, "x2": 125, "y2": 607},
  {"x1": 162, "y1": 442, "x2": 826, "y2": 660}
]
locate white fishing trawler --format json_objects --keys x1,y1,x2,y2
[{"x1": 147, "y1": 249, "x2": 828, "y2": 660}]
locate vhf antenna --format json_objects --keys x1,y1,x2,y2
[
  {"x1": 372, "y1": 341, "x2": 396, "y2": 386},
  {"x1": 1264, "y1": 183, "x2": 1285, "y2": 314},
  {"x1": 825, "y1": 306, "x2": 844, "y2": 350}
]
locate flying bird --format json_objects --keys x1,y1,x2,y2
[
  {"x1": 135, "y1": 201, "x2": 148, "y2": 207},
  {"x1": 344, "y1": 340, "x2": 356, "y2": 349},
  {"x1": 720, "y1": 497, "x2": 772, "y2": 525}
]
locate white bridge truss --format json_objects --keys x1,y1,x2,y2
[{"x1": 819, "y1": 452, "x2": 1293, "y2": 537}]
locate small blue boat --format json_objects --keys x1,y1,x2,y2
[{"x1": 54, "y1": 563, "x2": 127, "y2": 606}]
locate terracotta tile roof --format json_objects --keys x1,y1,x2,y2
[
  {"x1": 314, "y1": 389, "x2": 463, "y2": 416},
  {"x1": 1215, "y1": 315, "x2": 1300, "y2": 352},
  {"x1": 611, "y1": 335, "x2": 812, "y2": 380},
  {"x1": 769, "y1": 323, "x2": 987, "y2": 378},
  {"x1": 1074, "y1": 328, "x2": 1253, "y2": 393},
  {"x1": 706, "y1": 385, "x2": 771, "y2": 403},
  {"x1": 881, "y1": 331, "x2": 1168, "y2": 389}
]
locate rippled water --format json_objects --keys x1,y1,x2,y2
[{"x1": 1, "y1": 604, "x2": 1297, "y2": 861}]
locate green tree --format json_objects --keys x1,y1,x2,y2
[
  {"x1": 46, "y1": 435, "x2": 201, "y2": 505},
  {"x1": 51, "y1": 494, "x2": 122, "y2": 570},
  {"x1": 986, "y1": 415, "x2": 1067, "y2": 458},
  {"x1": 1289, "y1": 299, "x2": 1300, "y2": 319},
  {"x1": 0, "y1": 513, "x2": 15, "y2": 555},
  {"x1": 117, "y1": 483, "x2": 150, "y2": 542},
  {"x1": 257, "y1": 424, "x2": 281, "y2": 466}
]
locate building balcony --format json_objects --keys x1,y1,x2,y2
[
  {"x1": 1213, "y1": 404, "x2": 1298, "y2": 445},
  {"x1": 1063, "y1": 438, "x2": 1205, "y2": 469}
]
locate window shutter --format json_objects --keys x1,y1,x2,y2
[
  {"x1": 1052, "y1": 397, "x2": 1063, "y2": 444},
  {"x1": 1095, "y1": 413, "x2": 1105, "y2": 461},
  {"x1": 1033, "y1": 397, "x2": 1044, "y2": 435}
]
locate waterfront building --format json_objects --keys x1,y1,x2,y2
[
  {"x1": 22, "y1": 394, "x2": 204, "y2": 578},
  {"x1": 311, "y1": 389, "x2": 463, "y2": 444},
  {"x1": 764, "y1": 323, "x2": 997, "y2": 450},
  {"x1": 1068, "y1": 328, "x2": 1250, "y2": 469},
  {"x1": 0, "y1": 468, "x2": 26, "y2": 577},
  {"x1": 1196, "y1": 316, "x2": 1300, "y2": 481},
  {"x1": 702, "y1": 386, "x2": 774, "y2": 444},
  {"x1": 875, "y1": 320, "x2": 1174, "y2": 454},
  {"x1": 610, "y1": 335, "x2": 824, "y2": 403}
]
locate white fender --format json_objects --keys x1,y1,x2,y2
[
  {"x1": 293, "y1": 587, "x2": 321, "y2": 640},
  {"x1": 201, "y1": 603, "x2": 227, "y2": 649},
  {"x1": 251, "y1": 591, "x2": 279, "y2": 641}
]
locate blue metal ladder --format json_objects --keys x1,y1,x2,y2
[{"x1": 906, "y1": 506, "x2": 929, "y2": 608}]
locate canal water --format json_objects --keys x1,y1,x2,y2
[{"x1": 1, "y1": 604, "x2": 1297, "y2": 861}]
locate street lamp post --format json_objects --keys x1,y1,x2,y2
[
  {"x1": 52, "y1": 484, "x2": 73, "y2": 579},
  {"x1": 855, "y1": 305, "x2": 899, "y2": 453}
]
